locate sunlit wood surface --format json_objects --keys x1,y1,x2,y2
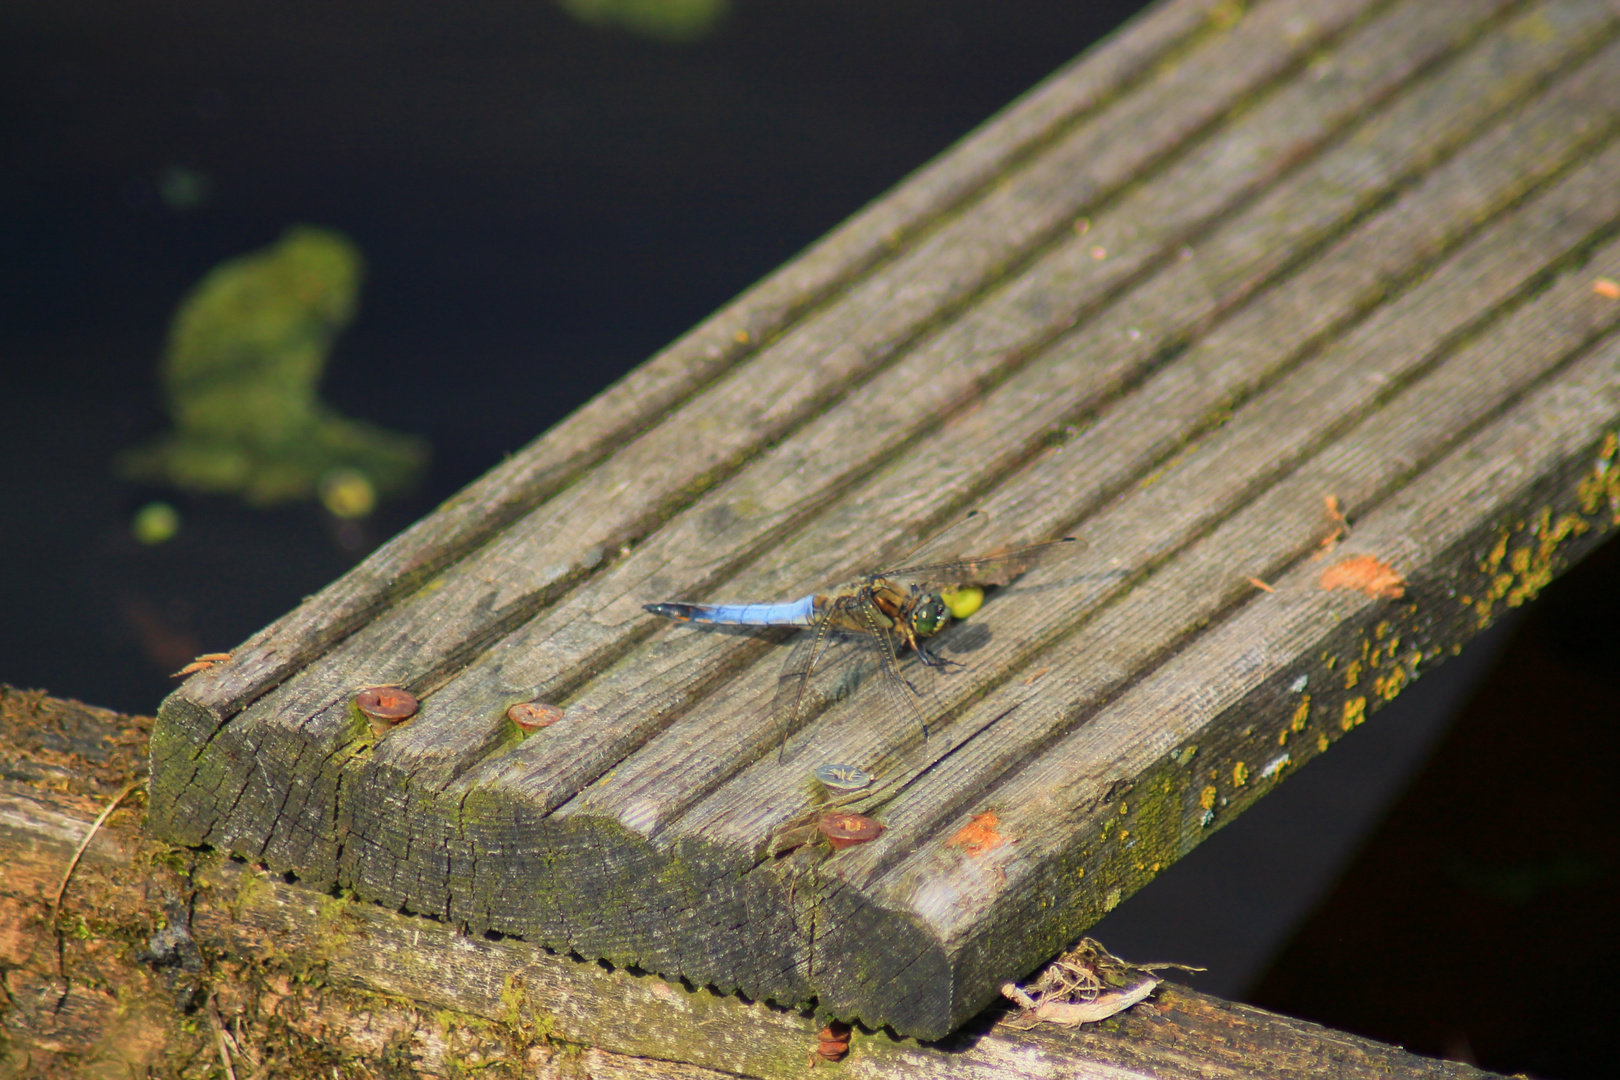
[{"x1": 149, "y1": 0, "x2": 1620, "y2": 1039}]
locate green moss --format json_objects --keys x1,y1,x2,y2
[{"x1": 118, "y1": 226, "x2": 428, "y2": 510}]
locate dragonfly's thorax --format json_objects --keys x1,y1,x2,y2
[
  {"x1": 857, "y1": 578, "x2": 950, "y2": 639},
  {"x1": 866, "y1": 577, "x2": 910, "y2": 624}
]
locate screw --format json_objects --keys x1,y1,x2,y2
[
  {"x1": 355, "y1": 687, "x2": 418, "y2": 735},
  {"x1": 812, "y1": 1021, "x2": 852, "y2": 1063},
  {"x1": 508, "y1": 702, "x2": 563, "y2": 733},
  {"x1": 818, "y1": 812, "x2": 883, "y2": 851},
  {"x1": 813, "y1": 763, "x2": 872, "y2": 792}
]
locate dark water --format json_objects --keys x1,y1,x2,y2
[{"x1": 1, "y1": 0, "x2": 1144, "y2": 713}]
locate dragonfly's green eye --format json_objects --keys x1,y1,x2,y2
[{"x1": 911, "y1": 595, "x2": 950, "y2": 637}]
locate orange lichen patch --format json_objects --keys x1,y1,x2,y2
[
  {"x1": 1374, "y1": 663, "x2": 1409, "y2": 702},
  {"x1": 1473, "y1": 506, "x2": 1595, "y2": 628},
  {"x1": 949, "y1": 812, "x2": 1004, "y2": 857},
  {"x1": 1290, "y1": 694, "x2": 1311, "y2": 732},
  {"x1": 1246, "y1": 576, "x2": 1275, "y2": 593},
  {"x1": 1320, "y1": 554, "x2": 1405, "y2": 598},
  {"x1": 1576, "y1": 432, "x2": 1620, "y2": 523},
  {"x1": 1594, "y1": 277, "x2": 1620, "y2": 300}
]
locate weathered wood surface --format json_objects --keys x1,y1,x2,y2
[
  {"x1": 149, "y1": 0, "x2": 1620, "y2": 1038},
  {"x1": 1, "y1": 696, "x2": 1504, "y2": 1078}
]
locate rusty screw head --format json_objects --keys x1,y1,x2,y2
[
  {"x1": 508, "y1": 701, "x2": 563, "y2": 733},
  {"x1": 355, "y1": 687, "x2": 418, "y2": 735},
  {"x1": 818, "y1": 812, "x2": 883, "y2": 851},
  {"x1": 814, "y1": 1021, "x2": 852, "y2": 1062}
]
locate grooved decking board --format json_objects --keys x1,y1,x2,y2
[{"x1": 149, "y1": 0, "x2": 1620, "y2": 1039}]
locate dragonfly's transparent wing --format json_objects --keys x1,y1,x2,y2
[
  {"x1": 771, "y1": 608, "x2": 942, "y2": 764},
  {"x1": 887, "y1": 535, "x2": 1086, "y2": 591},
  {"x1": 771, "y1": 617, "x2": 844, "y2": 759},
  {"x1": 879, "y1": 510, "x2": 994, "y2": 574}
]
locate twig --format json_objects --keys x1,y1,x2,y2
[
  {"x1": 46, "y1": 778, "x2": 142, "y2": 980},
  {"x1": 49, "y1": 779, "x2": 142, "y2": 914},
  {"x1": 208, "y1": 996, "x2": 240, "y2": 1080}
]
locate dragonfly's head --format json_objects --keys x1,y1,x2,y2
[{"x1": 909, "y1": 593, "x2": 951, "y2": 638}]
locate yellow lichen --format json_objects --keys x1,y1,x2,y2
[
  {"x1": 1575, "y1": 431, "x2": 1618, "y2": 520},
  {"x1": 1199, "y1": 786, "x2": 1218, "y2": 811},
  {"x1": 1232, "y1": 762, "x2": 1249, "y2": 787},
  {"x1": 1291, "y1": 694, "x2": 1311, "y2": 732},
  {"x1": 1341, "y1": 697, "x2": 1366, "y2": 731},
  {"x1": 1374, "y1": 664, "x2": 1408, "y2": 702}
]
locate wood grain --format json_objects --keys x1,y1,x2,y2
[{"x1": 144, "y1": 0, "x2": 1620, "y2": 1040}]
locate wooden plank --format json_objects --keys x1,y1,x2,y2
[
  {"x1": 142, "y1": 0, "x2": 1620, "y2": 1041},
  {"x1": 453, "y1": 0, "x2": 1620, "y2": 1011},
  {"x1": 0, "y1": 730, "x2": 1505, "y2": 1079},
  {"x1": 151, "y1": 0, "x2": 1386, "y2": 879},
  {"x1": 538, "y1": 132, "x2": 1620, "y2": 1032},
  {"x1": 811, "y1": 229, "x2": 1620, "y2": 1033},
  {"x1": 155, "y1": 0, "x2": 1236, "y2": 726}
]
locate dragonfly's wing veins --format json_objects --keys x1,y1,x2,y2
[
  {"x1": 887, "y1": 535, "x2": 1086, "y2": 590},
  {"x1": 772, "y1": 617, "x2": 842, "y2": 758},
  {"x1": 879, "y1": 509, "x2": 994, "y2": 574}
]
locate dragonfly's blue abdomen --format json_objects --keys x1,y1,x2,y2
[{"x1": 643, "y1": 594, "x2": 816, "y2": 627}]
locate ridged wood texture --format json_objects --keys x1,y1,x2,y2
[{"x1": 150, "y1": 0, "x2": 1620, "y2": 1038}]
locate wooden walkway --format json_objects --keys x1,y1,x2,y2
[
  {"x1": 151, "y1": 0, "x2": 1620, "y2": 1041},
  {"x1": 4, "y1": 688, "x2": 1503, "y2": 1078}
]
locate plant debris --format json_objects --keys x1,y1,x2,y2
[
  {"x1": 1316, "y1": 493, "x2": 1350, "y2": 555},
  {"x1": 999, "y1": 938, "x2": 1203, "y2": 1029}
]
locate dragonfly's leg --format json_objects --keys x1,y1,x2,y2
[{"x1": 913, "y1": 640, "x2": 965, "y2": 672}]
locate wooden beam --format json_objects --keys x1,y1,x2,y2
[
  {"x1": 0, "y1": 699, "x2": 1503, "y2": 1077},
  {"x1": 144, "y1": 0, "x2": 1620, "y2": 1038}
]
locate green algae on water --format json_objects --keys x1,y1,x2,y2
[{"x1": 118, "y1": 226, "x2": 428, "y2": 510}]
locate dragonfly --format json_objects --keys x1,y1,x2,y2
[{"x1": 643, "y1": 512, "x2": 1084, "y2": 762}]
